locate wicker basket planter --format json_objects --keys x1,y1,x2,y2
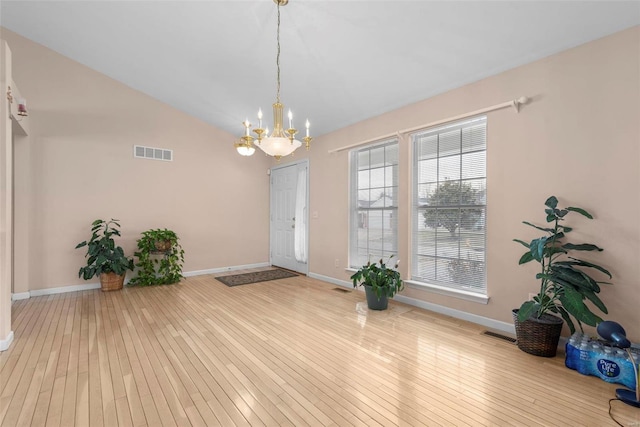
[
  {"x1": 154, "y1": 240, "x2": 172, "y2": 252},
  {"x1": 100, "y1": 272, "x2": 125, "y2": 292},
  {"x1": 512, "y1": 309, "x2": 563, "y2": 357}
]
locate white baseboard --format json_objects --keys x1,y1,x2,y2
[
  {"x1": 11, "y1": 292, "x2": 30, "y2": 301},
  {"x1": 13, "y1": 283, "x2": 101, "y2": 300},
  {"x1": 0, "y1": 331, "x2": 14, "y2": 352},
  {"x1": 308, "y1": 272, "x2": 352, "y2": 290},
  {"x1": 393, "y1": 294, "x2": 515, "y2": 335},
  {"x1": 12, "y1": 263, "x2": 272, "y2": 301},
  {"x1": 183, "y1": 262, "x2": 270, "y2": 277},
  {"x1": 30, "y1": 282, "x2": 101, "y2": 297},
  {"x1": 309, "y1": 272, "x2": 515, "y2": 335}
]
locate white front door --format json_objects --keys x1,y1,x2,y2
[{"x1": 270, "y1": 161, "x2": 308, "y2": 274}]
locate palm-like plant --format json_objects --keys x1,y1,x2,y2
[{"x1": 514, "y1": 196, "x2": 612, "y2": 333}]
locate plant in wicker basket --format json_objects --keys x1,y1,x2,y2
[
  {"x1": 513, "y1": 196, "x2": 612, "y2": 356},
  {"x1": 75, "y1": 219, "x2": 134, "y2": 291},
  {"x1": 129, "y1": 228, "x2": 185, "y2": 286}
]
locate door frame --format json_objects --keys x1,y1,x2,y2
[{"x1": 269, "y1": 159, "x2": 309, "y2": 275}]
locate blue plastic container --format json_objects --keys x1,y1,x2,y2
[{"x1": 565, "y1": 333, "x2": 638, "y2": 390}]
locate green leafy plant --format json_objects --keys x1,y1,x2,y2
[
  {"x1": 75, "y1": 219, "x2": 134, "y2": 279},
  {"x1": 513, "y1": 196, "x2": 612, "y2": 333},
  {"x1": 350, "y1": 255, "x2": 404, "y2": 299},
  {"x1": 129, "y1": 228, "x2": 185, "y2": 286}
]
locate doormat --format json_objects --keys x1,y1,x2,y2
[{"x1": 216, "y1": 268, "x2": 298, "y2": 287}]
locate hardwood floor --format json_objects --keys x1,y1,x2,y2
[{"x1": 1, "y1": 272, "x2": 638, "y2": 426}]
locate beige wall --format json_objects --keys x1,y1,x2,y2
[
  {"x1": 305, "y1": 27, "x2": 640, "y2": 340},
  {"x1": 2, "y1": 29, "x2": 272, "y2": 293},
  {"x1": 3, "y1": 25, "x2": 639, "y2": 341}
]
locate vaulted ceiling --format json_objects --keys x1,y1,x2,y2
[{"x1": 1, "y1": 1, "x2": 638, "y2": 138}]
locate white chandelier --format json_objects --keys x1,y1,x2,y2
[{"x1": 234, "y1": 0, "x2": 312, "y2": 160}]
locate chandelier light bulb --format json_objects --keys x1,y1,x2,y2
[{"x1": 236, "y1": 145, "x2": 256, "y2": 156}]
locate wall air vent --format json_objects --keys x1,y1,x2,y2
[{"x1": 133, "y1": 145, "x2": 173, "y2": 161}]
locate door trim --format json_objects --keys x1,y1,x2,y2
[{"x1": 269, "y1": 159, "x2": 309, "y2": 275}]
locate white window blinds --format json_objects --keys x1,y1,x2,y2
[{"x1": 411, "y1": 117, "x2": 487, "y2": 294}]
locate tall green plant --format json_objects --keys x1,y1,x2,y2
[
  {"x1": 129, "y1": 228, "x2": 185, "y2": 286},
  {"x1": 350, "y1": 255, "x2": 404, "y2": 299},
  {"x1": 75, "y1": 219, "x2": 134, "y2": 279},
  {"x1": 513, "y1": 196, "x2": 612, "y2": 333}
]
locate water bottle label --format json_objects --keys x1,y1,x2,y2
[{"x1": 597, "y1": 359, "x2": 621, "y2": 378}]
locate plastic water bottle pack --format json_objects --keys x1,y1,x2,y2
[{"x1": 565, "y1": 332, "x2": 639, "y2": 389}]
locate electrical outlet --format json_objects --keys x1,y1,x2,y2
[{"x1": 334, "y1": 259, "x2": 340, "y2": 268}]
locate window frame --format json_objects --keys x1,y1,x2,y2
[
  {"x1": 348, "y1": 138, "x2": 399, "y2": 269},
  {"x1": 409, "y1": 116, "x2": 488, "y2": 301}
]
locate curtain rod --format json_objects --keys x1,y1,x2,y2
[{"x1": 328, "y1": 96, "x2": 529, "y2": 154}]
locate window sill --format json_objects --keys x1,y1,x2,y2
[{"x1": 404, "y1": 280, "x2": 489, "y2": 304}]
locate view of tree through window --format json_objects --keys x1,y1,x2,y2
[{"x1": 412, "y1": 117, "x2": 487, "y2": 294}]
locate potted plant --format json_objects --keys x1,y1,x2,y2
[
  {"x1": 75, "y1": 219, "x2": 134, "y2": 292},
  {"x1": 350, "y1": 255, "x2": 404, "y2": 310},
  {"x1": 513, "y1": 196, "x2": 612, "y2": 357},
  {"x1": 128, "y1": 228, "x2": 185, "y2": 286}
]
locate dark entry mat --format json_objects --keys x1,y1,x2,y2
[{"x1": 215, "y1": 268, "x2": 298, "y2": 287}]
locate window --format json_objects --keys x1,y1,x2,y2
[
  {"x1": 349, "y1": 140, "x2": 399, "y2": 268},
  {"x1": 412, "y1": 117, "x2": 487, "y2": 294}
]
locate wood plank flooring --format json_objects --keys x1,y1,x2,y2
[{"x1": 1, "y1": 271, "x2": 639, "y2": 426}]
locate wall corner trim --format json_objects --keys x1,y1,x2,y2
[{"x1": 0, "y1": 331, "x2": 14, "y2": 352}]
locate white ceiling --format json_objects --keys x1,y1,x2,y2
[{"x1": 1, "y1": 1, "x2": 639, "y2": 138}]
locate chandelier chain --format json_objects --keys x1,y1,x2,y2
[{"x1": 276, "y1": 2, "x2": 281, "y2": 104}]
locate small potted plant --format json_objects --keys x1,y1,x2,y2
[
  {"x1": 513, "y1": 196, "x2": 612, "y2": 357},
  {"x1": 75, "y1": 219, "x2": 134, "y2": 291},
  {"x1": 129, "y1": 228, "x2": 185, "y2": 286},
  {"x1": 350, "y1": 255, "x2": 404, "y2": 310}
]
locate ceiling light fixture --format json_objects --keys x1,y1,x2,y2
[{"x1": 234, "y1": 0, "x2": 312, "y2": 160}]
